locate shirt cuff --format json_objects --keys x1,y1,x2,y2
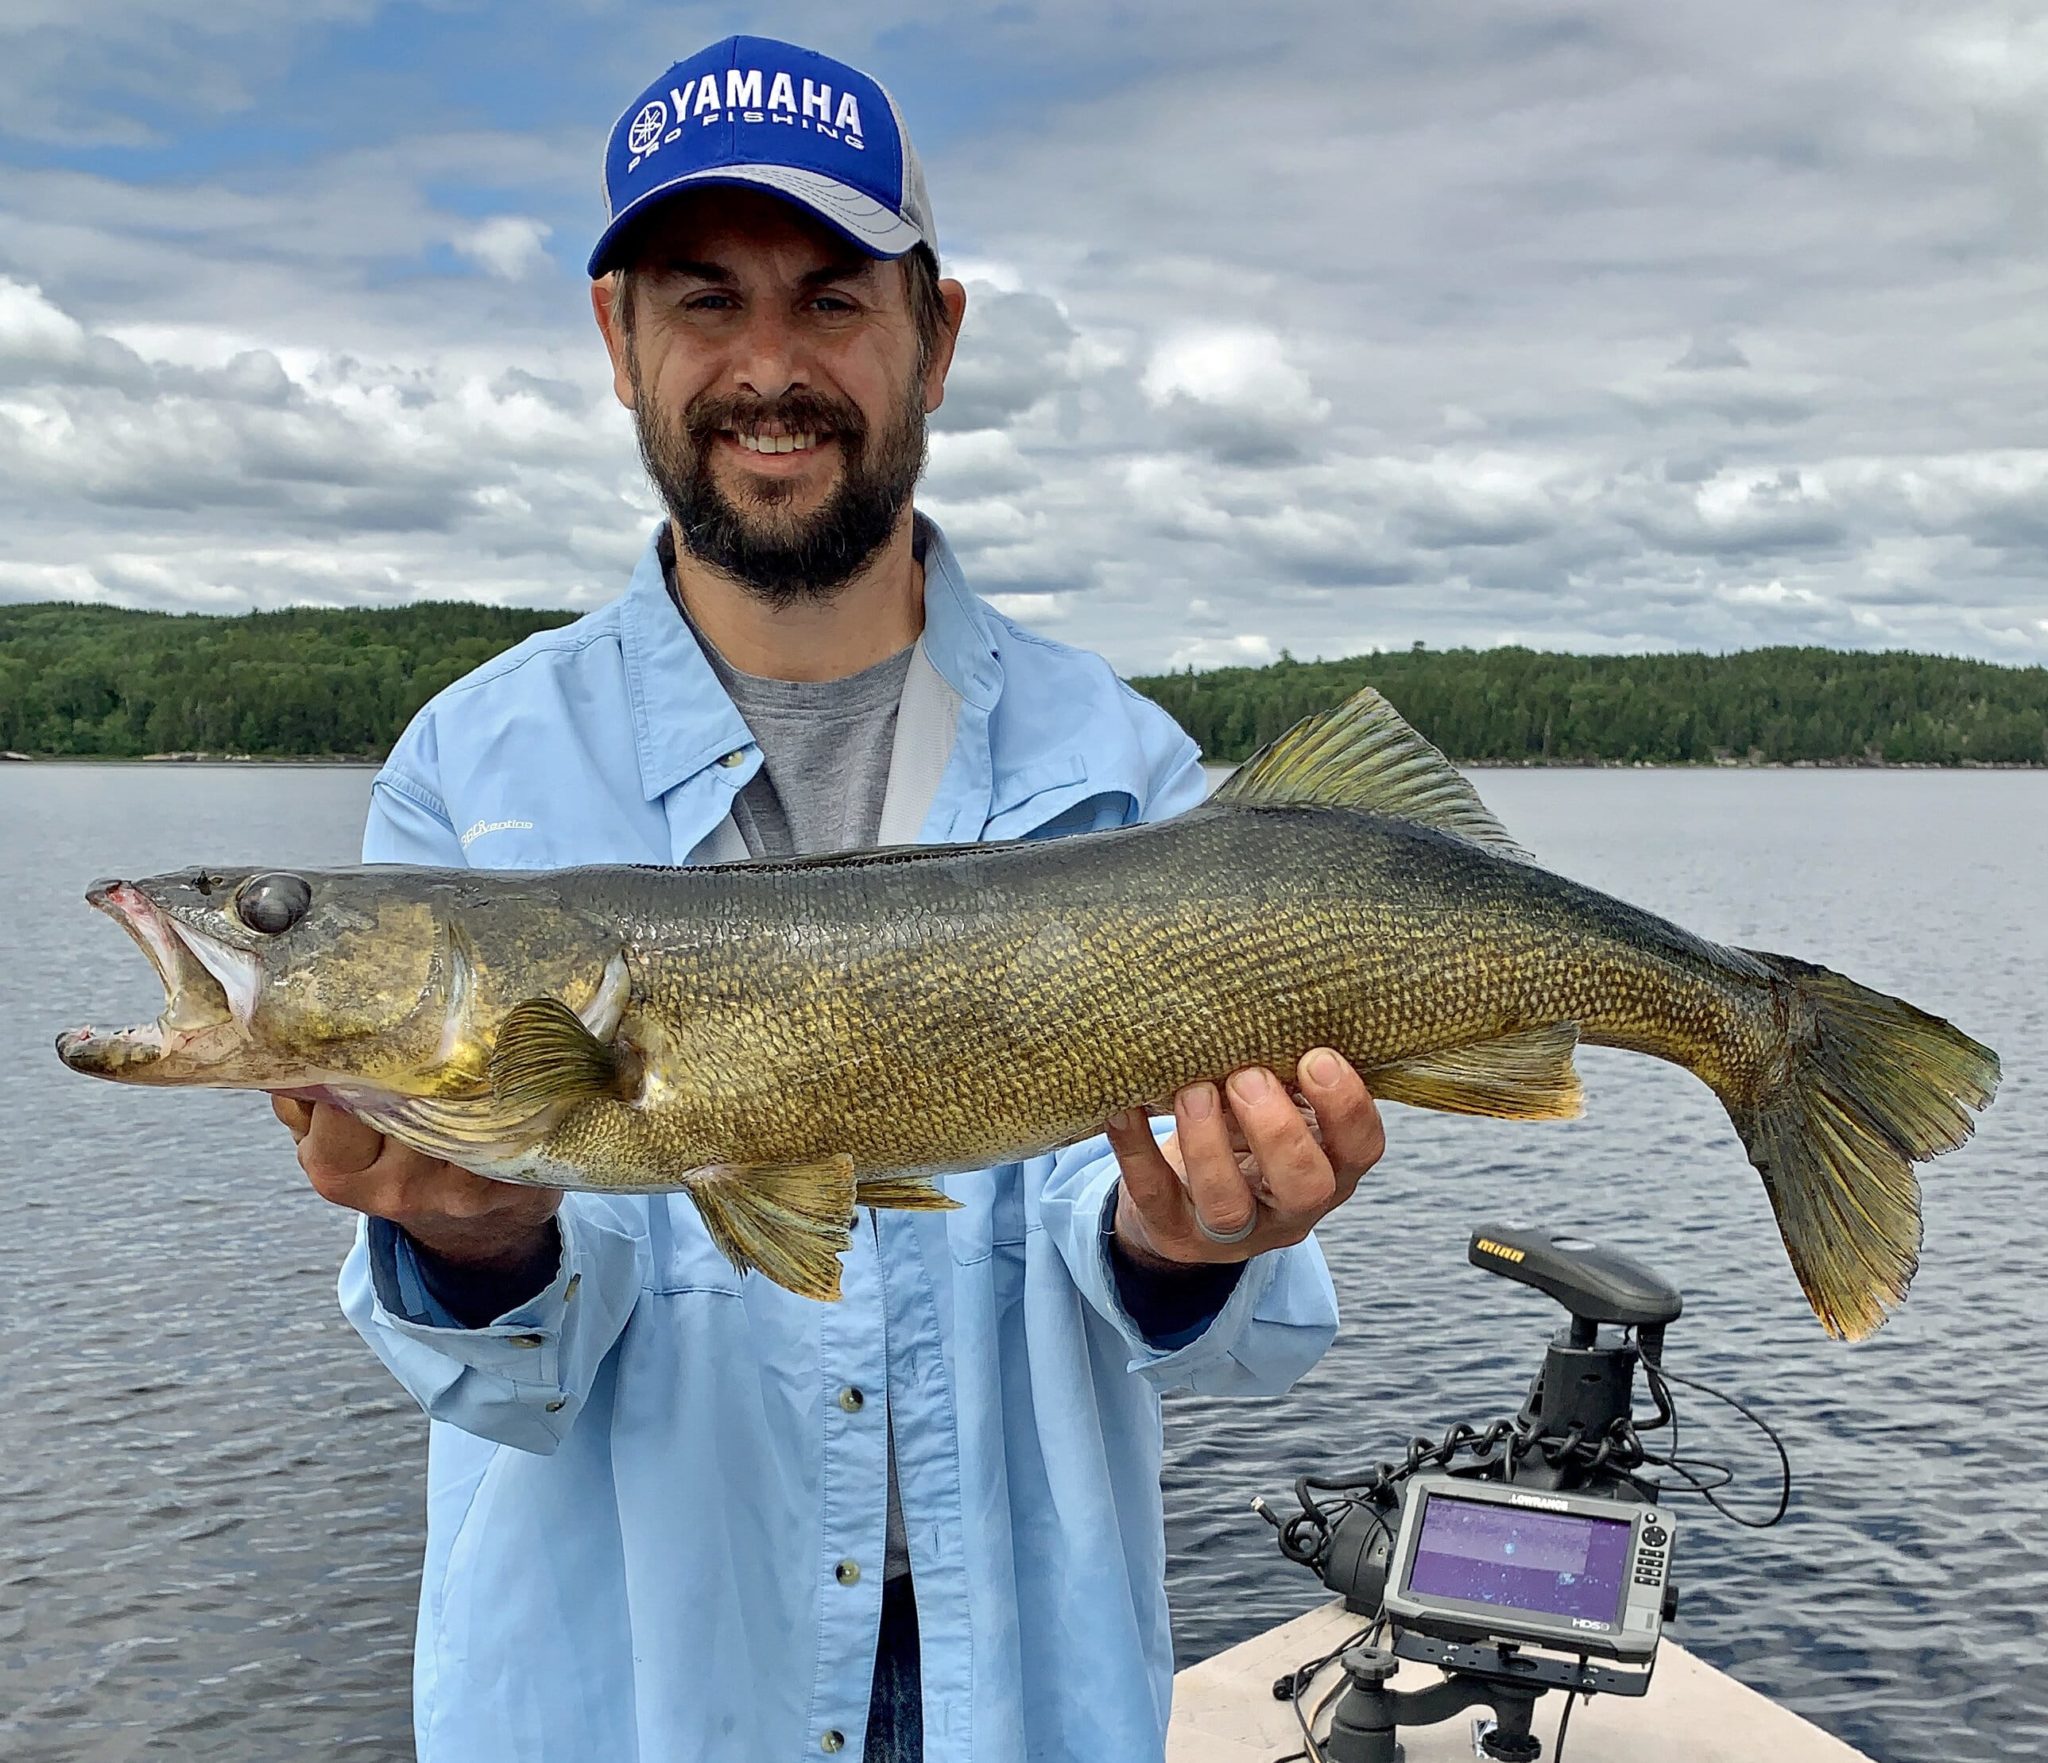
[
  {"x1": 403, "y1": 1227, "x2": 563, "y2": 1329},
  {"x1": 1099, "y1": 1181, "x2": 1245, "y2": 1350}
]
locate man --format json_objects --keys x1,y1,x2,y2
[{"x1": 277, "y1": 35, "x2": 1383, "y2": 1763}]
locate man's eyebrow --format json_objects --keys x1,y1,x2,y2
[
  {"x1": 658, "y1": 258, "x2": 737, "y2": 283},
  {"x1": 799, "y1": 258, "x2": 881, "y2": 288}
]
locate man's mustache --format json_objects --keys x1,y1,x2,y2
[{"x1": 684, "y1": 393, "x2": 868, "y2": 447}]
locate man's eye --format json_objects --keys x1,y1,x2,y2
[{"x1": 683, "y1": 293, "x2": 737, "y2": 312}]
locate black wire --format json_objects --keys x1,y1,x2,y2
[
  {"x1": 1281, "y1": 1620, "x2": 1378, "y2": 1763},
  {"x1": 1555, "y1": 1686, "x2": 1586, "y2": 1761},
  {"x1": 1643, "y1": 1360, "x2": 1792, "y2": 1528}
]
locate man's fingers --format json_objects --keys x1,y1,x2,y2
[
  {"x1": 1177, "y1": 1081, "x2": 1261, "y2": 1242},
  {"x1": 1296, "y1": 1048, "x2": 1385, "y2": 1197},
  {"x1": 1104, "y1": 1108, "x2": 1197, "y2": 1254},
  {"x1": 1223, "y1": 1066, "x2": 1329, "y2": 1219},
  {"x1": 271, "y1": 1094, "x2": 314, "y2": 1141},
  {"x1": 298, "y1": 1101, "x2": 389, "y2": 1184}
]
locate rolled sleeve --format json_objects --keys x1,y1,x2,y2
[
  {"x1": 338, "y1": 1197, "x2": 647, "y2": 1454},
  {"x1": 1039, "y1": 1125, "x2": 1339, "y2": 1395}
]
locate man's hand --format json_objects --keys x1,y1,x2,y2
[
  {"x1": 273, "y1": 1097, "x2": 561, "y2": 1277},
  {"x1": 1103, "y1": 1049, "x2": 1383, "y2": 1268}
]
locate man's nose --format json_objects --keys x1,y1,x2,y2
[{"x1": 729, "y1": 305, "x2": 810, "y2": 401}]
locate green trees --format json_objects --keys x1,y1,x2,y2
[
  {"x1": 0, "y1": 602, "x2": 2042, "y2": 765},
  {"x1": 1134, "y1": 646, "x2": 2048, "y2": 766},
  {"x1": 0, "y1": 602, "x2": 575, "y2": 757}
]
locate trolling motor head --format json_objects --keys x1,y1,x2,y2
[{"x1": 1470, "y1": 1224, "x2": 1683, "y2": 1493}]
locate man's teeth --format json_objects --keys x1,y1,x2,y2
[{"x1": 735, "y1": 431, "x2": 820, "y2": 455}]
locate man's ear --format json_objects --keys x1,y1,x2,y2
[
  {"x1": 922, "y1": 278, "x2": 968, "y2": 416},
  {"x1": 592, "y1": 275, "x2": 637, "y2": 411}
]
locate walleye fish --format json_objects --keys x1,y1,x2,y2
[{"x1": 57, "y1": 688, "x2": 1997, "y2": 1337}]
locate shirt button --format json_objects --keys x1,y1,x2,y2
[
  {"x1": 837, "y1": 1386, "x2": 865, "y2": 1413},
  {"x1": 718, "y1": 748, "x2": 747, "y2": 768},
  {"x1": 835, "y1": 1558, "x2": 861, "y2": 1586},
  {"x1": 820, "y1": 1731, "x2": 846, "y2": 1753}
]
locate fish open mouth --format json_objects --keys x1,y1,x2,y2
[{"x1": 55, "y1": 880, "x2": 261, "y2": 1080}]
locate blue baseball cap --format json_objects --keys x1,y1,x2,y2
[{"x1": 589, "y1": 35, "x2": 937, "y2": 278}]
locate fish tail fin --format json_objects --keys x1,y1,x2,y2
[
  {"x1": 1727, "y1": 951, "x2": 1999, "y2": 1341},
  {"x1": 855, "y1": 1174, "x2": 963, "y2": 1212},
  {"x1": 687, "y1": 1155, "x2": 859, "y2": 1302}
]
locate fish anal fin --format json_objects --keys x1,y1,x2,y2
[
  {"x1": 490, "y1": 997, "x2": 636, "y2": 1112},
  {"x1": 687, "y1": 1155, "x2": 860, "y2": 1302},
  {"x1": 855, "y1": 1174, "x2": 963, "y2": 1212},
  {"x1": 1368, "y1": 1023, "x2": 1584, "y2": 1120},
  {"x1": 1214, "y1": 685, "x2": 1532, "y2": 861}
]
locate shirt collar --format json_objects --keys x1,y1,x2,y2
[{"x1": 615, "y1": 513, "x2": 1004, "y2": 804}]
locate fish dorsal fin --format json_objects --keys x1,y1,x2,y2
[{"x1": 1212, "y1": 685, "x2": 1532, "y2": 861}]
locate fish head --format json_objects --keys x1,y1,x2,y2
[{"x1": 55, "y1": 865, "x2": 621, "y2": 1099}]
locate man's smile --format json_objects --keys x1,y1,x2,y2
[{"x1": 730, "y1": 429, "x2": 824, "y2": 455}]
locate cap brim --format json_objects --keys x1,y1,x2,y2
[{"x1": 588, "y1": 165, "x2": 924, "y2": 277}]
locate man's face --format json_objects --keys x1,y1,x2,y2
[{"x1": 596, "y1": 188, "x2": 959, "y2": 605}]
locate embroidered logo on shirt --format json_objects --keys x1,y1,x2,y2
[{"x1": 458, "y1": 817, "x2": 535, "y2": 849}]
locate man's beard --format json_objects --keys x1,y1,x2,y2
[{"x1": 630, "y1": 360, "x2": 929, "y2": 607}]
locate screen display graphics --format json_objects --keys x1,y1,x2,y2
[{"x1": 1407, "y1": 1494, "x2": 1632, "y2": 1626}]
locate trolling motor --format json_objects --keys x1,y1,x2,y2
[{"x1": 1255, "y1": 1224, "x2": 1781, "y2": 1763}]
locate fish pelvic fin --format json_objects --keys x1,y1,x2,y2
[
  {"x1": 687, "y1": 1156, "x2": 860, "y2": 1302},
  {"x1": 1213, "y1": 685, "x2": 1533, "y2": 861},
  {"x1": 855, "y1": 1174, "x2": 964, "y2": 1212},
  {"x1": 1730, "y1": 951, "x2": 2000, "y2": 1343},
  {"x1": 1366, "y1": 1022, "x2": 1585, "y2": 1119}
]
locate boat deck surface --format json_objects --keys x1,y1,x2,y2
[{"x1": 1168, "y1": 1598, "x2": 1873, "y2": 1762}]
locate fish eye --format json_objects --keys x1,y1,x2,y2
[{"x1": 235, "y1": 872, "x2": 313, "y2": 936}]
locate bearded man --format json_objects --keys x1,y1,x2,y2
[{"x1": 278, "y1": 34, "x2": 1383, "y2": 1763}]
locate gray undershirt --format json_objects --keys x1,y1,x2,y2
[
  {"x1": 705, "y1": 641, "x2": 913, "y2": 863},
  {"x1": 667, "y1": 557, "x2": 918, "y2": 1584}
]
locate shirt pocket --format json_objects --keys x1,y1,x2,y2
[
  {"x1": 641, "y1": 1193, "x2": 747, "y2": 1296},
  {"x1": 945, "y1": 1163, "x2": 1032, "y2": 1266},
  {"x1": 980, "y1": 755, "x2": 1128, "y2": 842}
]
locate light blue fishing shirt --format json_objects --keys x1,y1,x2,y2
[{"x1": 338, "y1": 518, "x2": 1341, "y2": 1763}]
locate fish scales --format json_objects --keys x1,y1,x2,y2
[{"x1": 532, "y1": 806, "x2": 1771, "y2": 1184}]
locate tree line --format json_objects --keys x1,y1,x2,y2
[
  {"x1": 1132, "y1": 644, "x2": 2048, "y2": 766},
  {"x1": 2, "y1": 602, "x2": 2043, "y2": 766}
]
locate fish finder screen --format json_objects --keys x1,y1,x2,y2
[{"x1": 1408, "y1": 1495, "x2": 1631, "y2": 1626}]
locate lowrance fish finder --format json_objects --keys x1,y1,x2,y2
[{"x1": 1381, "y1": 1476, "x2": 1674, "y2": 1663}]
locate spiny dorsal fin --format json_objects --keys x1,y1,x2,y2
[{"x1": 1213, "y1": 685, "x2": 1532, "y2": 861}]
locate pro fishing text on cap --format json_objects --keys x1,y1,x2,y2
[{"x1": 590, "y1": 35, "x2": 937, "y2": 277}]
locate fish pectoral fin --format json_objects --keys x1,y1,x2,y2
[
  {"x1": 1212, "y1": 685, "x2": 1532, "y2": 861},
  {"x1": 688, "y1": 1155, "x2": 860, "y2": 1302},
  {"x1": 489, "y1": 997, "x2": 636, "y2": 1111},
  {"x1": 1367, "y1": 1023, "x2": 1585, "y2": 1120},
  {"x1": 855, "y1": 1174, "x2": 963, "y2": 1212}
]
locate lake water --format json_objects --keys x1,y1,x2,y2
[{"x1": 1, "y1": 763, "x2": 2041, "y2": 1762}]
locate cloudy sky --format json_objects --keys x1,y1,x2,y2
[{"x1": 2, "y1": 1, "x2": 2044, "y2": 673}]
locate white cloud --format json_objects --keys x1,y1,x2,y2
[
  {"x1": 454, "y1": 216, "x2": 555, "y2": 281},
  {"x1": 0, "y1": 278, "x2": 85, "y2": 363}
]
